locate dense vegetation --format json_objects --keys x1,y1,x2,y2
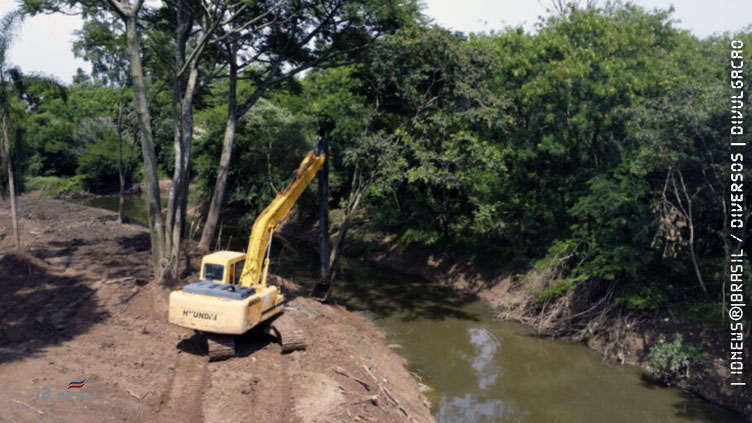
[{"x1": 4, "y1": 2, "x2": 750, "y2": 327}]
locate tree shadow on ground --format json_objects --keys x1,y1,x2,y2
[{"x1": 0, "y1": 252, "x2": 108, "y2": 364}]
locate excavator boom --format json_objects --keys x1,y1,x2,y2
[{"x1": 239, "y1": 150, "x2": 326, "y2": 287}]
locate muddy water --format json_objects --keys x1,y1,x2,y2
[
  {"x1": 271, "y1": 246, "x2": 746, "y2": 423},
  {"x1": 76, "y1": 195, "x2": 746, "y2": 423},
  {"x1": 75, "y1": 194, "x2": 165, "y2": 224}
]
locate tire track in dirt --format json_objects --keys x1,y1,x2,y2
[
  {"x1": 279, "y1": 356, "x2": 292, "y2": 423},
  {"x1": 152, "y1": 348, "x2": 208, "y2": 423}
]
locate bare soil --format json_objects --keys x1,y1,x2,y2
[{"x1": 0, "y1": 193, "x2": 433, "y2": 423}]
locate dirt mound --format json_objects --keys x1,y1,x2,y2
[{"x1": 0, "y1": 193, "x2": 433, "y2": 423}]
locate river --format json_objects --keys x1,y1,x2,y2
[{"x1": 75, "y1": 195, "x2": 747, "y2": 423}]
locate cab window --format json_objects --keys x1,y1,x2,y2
[
  {"x1": 234, "y1": 260, "x2": 245, "y2": 284},
  {"x1": 203, "y1": 263, "x2": 224, "y2": 282}
]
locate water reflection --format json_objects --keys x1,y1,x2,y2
[
  {"x1": 467, "y1": 327, "x2": 501, "y2": 390},
  {"x1": 438, "y1": 394, "x2": 522, "y2": 423}
]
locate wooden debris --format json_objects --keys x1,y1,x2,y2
[
  {"x1": 337, "y1": 385, "x2": 353, "y2": 395},
  {"x1": 351, "y1": 395, "x2": 379, "y2": 406},
  {"x1": 380, "y1": 384, "x2": 411, "y2": 418},
  {"x1": 104, "y1": 276, "x2": 135, "y2": 285},
  {"x1": 332, "y1": 365, "x2": 371, "y2": 391},
  {"x1": 11, "y1": 399, "x2": 44, "y2": 415},
  {"x1": 361, "y1": 364, "x2": 378, "y2": 382}
]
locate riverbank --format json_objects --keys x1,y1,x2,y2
[
  {"x1": 279, "y1": 218, "x2": 752, "y2": 421},
  {"x1": 0, "y1": 193, "x2": 433, "y2": 423}
]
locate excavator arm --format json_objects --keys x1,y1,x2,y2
[{"x1": 238, "y1": 149, "x2": 326, "y2": 288}]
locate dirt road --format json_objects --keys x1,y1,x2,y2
[{"x1": 0, "y1": 193, "x2": 433, "y2": 423}]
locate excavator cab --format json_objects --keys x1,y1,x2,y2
[{"x1": 199, "y1": 251, "x2": 246, "y2": 284}]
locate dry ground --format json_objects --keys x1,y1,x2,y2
[{"x1": 0, "y1": 193, "x2": 433, "y2": 423}]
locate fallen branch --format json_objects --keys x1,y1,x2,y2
[
  {"x1": 11, "y1": 399, "x2": 44, "y2": 416},
  {"x1": 105, "y1": 276, "x2": 136, "y2": 285},
  {"x1": 380, "y1": 384, "x2": 410, "y2": 418},
  {"x1": 361, "y1": 364, "x2": 378, "y2": 382},
  {"x1": 332, "y1": 366, "x2": 371, "y2": 391},
  {"x1": 350, "y1": 395, "x2": 378, "y2": 406}
]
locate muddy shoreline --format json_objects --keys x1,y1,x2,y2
[{"x1": 0, "y1": 193, "x2": 434, "y2": 423}]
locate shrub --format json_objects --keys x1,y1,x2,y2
[
  {"x1": 25, "y1": 175, "x2": 84, "y2": 197},
  {"x1": 649, "y1": 333, "x2": 701, "y2": 383},
  {"x1": 74, "y1": 117, "x2": 138, "y2": 194}
]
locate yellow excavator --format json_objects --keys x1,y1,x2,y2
[{"x1": 168, "y1": 147, "x2": 326, "y2": 360}]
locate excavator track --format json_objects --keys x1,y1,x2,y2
[
  {"x1": 205, "y1": 333, "x2": 236, "y2": 361},
  {"x1": 267, "y1": 313, "x2": 307, "y2": 353}
]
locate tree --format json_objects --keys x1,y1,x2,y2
[
  {"x1": 302, "y1": 26, "x2": 508, "y2": 284},
  {"x1": 102, "y1": 0, "x2": 166, "y2": 278},
  {"x1": 73, "y1": 17, "x2": 133, "y2": 222},
  {"x1": 0, "y1": 11, "x2": 22, "y2": 251},
  {"x1": 197, "y1": 0, "x2": 420, "y2": 251},
  {"x1": 26, "y1": 0, "x2": 188, "y2": 279}
]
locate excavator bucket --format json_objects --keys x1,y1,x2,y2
[{"x1": 310, "y1": 281, "x2": 332, "y2": 302}]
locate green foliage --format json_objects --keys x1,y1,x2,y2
[
  {"x1": 614, "y1": 285, "x2": 667, "y2": 311},
  {"x1": 669, "y1": 301, "x2": 728, "y2": 329},
  {"x1": 397, "y1": 228, "x2": 442, "y2": 247},
  {"x1": 533, "y1": 278, "x2": 580, "y2": 303},
  {"x1": 6, "y1": 1, "x2": 747, "y2": 321},
  {"x1": 24, "y1": 175, "x2": 83, "y2": 197},
  {"x1": 193, "y1": 96, "x2": 315, "y2": 223},
  {"x1": 75, "y1": 117, "x2": 137, "y2": 194},
  {"x1": 649, "y1": 333, "x2": 701, "y2": 383}
]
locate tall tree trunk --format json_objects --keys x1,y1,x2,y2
[
  {"x1": 2, "y1": 112, "x2": 19, "y2": 251},
  {"x1": 199, "y1": 44, "x2": 238, "y2": 251},
  {"x1": 117, "y1": 89, "x2": 126, "y2": 223},
  {"x1": 125, "y1": 14, "x2": 165, "y2": 279},
  {"x1": 198, "y1": 61, "x2": 279, "y2": 250},
  {"x1": 163, "y1": 3, "x2": 199, "y2": 277},
  {"x1": 326, "y1": 175, "x2": 370, "y2": 284},
  {"x1": 318, "y1": 138, "x2": 329, "y2": 282},
  {"x1": 674, "y1": 169, "x2": 708, "y2": 296}
]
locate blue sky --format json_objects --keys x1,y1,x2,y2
[{"x1": 0, "y1": 0, "x2": 750, "y2": 84}]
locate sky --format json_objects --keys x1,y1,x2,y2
[{"x1": 0, "y1": 0, "x2": 750, "y2": 85}]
